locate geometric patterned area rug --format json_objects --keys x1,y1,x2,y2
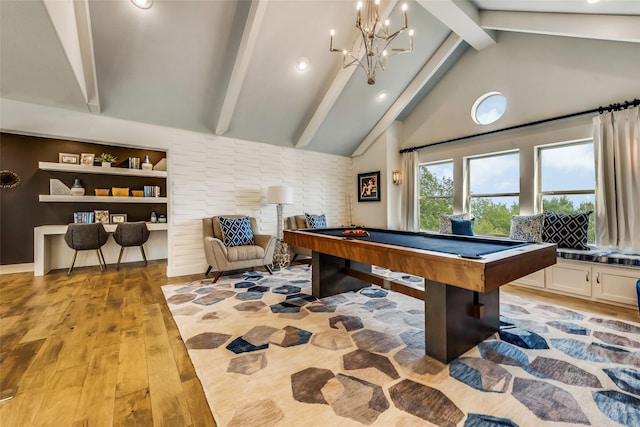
[{"x1": 162, "y1": 266, "x2": 640, "y2": 426}]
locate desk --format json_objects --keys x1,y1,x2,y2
[
  {"x1": 284, "y1": 227, "x2": 557, "y2": 363},
  {"x1": 34, "y1": 223, "x2": 168, "y2": 276}
]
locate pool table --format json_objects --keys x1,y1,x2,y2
[{"x1": 284, "y1": 227, "x2": 557, "y2": 363}]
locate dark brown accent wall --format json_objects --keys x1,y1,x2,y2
[{"x1": 0, "y1": 132, "x2": 167, "y2": 265}]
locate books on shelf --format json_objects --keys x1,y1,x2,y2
[
  {"x1": 143, "y1": 185, "x2": 161, "y2": 197},
  {"x1": 73, "y1": 212, "x2": 95, "y2": 224}
]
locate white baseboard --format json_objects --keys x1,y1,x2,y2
[{"x1": 0, "y1": 263, "x2": 34, "y2": 274}]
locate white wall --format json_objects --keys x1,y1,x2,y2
[
  {"x1": 1, "y1": 99, "x2": 353, "y2": 277},
  {"x1": 403, "y1": 32, "x2": 640, "y2": 148}
]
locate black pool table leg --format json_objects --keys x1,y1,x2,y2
[
  {"x1": 424, "y1": 280, "x2": 500, "y2": 364},
  {"x1": 312, "y1": 251, "x2": 371, "y2": 298}
]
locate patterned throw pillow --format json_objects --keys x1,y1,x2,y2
[
  {"x1": 451, "y1": 219, "x2": 474, "y2": 236},
  {"x1": 542, "y1": 211, "x2": 592, "y2": 250},
  {"x1": 218, "y1": 216, "x2": 254, "y2": 247},
  {"x1": 510, "y1": 213, "x2": 545, "y2": 242},
  {"x1": 438, "y1": 213, "x2": 468, "y2": 234},
  {"x1": 305, "y1": 213, "x2": 327, "y2": 229}
]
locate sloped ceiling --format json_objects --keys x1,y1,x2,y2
[{"x1": 1, "y1": 0, "x2": 639, "y2": 157}]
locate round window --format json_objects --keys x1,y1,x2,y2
[{"x1": 471, "y1": 92, "x2": 507, "y2": 125}]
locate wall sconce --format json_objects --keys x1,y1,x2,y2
[{"x1": 392, "y1": 169, "x2": 401, "y2": 185}]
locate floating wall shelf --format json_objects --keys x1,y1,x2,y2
[{"x1": 38, "y1": 161, "x2": 167, "y2": 178}]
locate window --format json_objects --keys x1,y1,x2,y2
[
  {"x1": 467, "y1": 151, "x2": 519, "y2": 236},
  {"x1": 471, "y1": 92, "x2": 507, "y2": 125},
  {"x1": 419, "y1": 161, "x2": 453, "y2": 231},
  {"x1": 539, "y1": 141, "x2": 595, "y2": 243}
]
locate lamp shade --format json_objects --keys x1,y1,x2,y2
[{"x1": 267, "y1": 186, "x2": 294, "y2": 205}]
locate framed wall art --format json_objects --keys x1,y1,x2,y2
[
  {"x1": 357, "y1": 171, "x2": 380, "y2": 202},
  {"x1": 59, "y1": 153, "x2": 79, "y2": 164},
  {"x1": 110, "y1": 213, "x2": 127, "y2": 224},
  {"x1": 80, "y1": 153, "x2": 95, "y2": 166},
  {"x1": 94, "y1": 210, "x2": 109, "y2": 223}
]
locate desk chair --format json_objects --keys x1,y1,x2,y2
[
  {"x1": 113, "y1": 222, "x2": 151, "y2": 270},
  {"x1": 64, "y1": 223, "x2": 109, "y2": 275}
]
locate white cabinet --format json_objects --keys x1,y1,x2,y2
[
  {"x1": 545, "y1": 260, "x2": 592, "y2": 297},
  {"x1": 512, "y1": 269, "x2": 545, "y2": 289},
  {"x1": 592, "y1": 265, "x2": 639, "y2": 307},
  {"x1": 512, "y1": 258, "x2": 639, "y2": 309}
]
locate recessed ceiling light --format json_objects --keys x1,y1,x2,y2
[
  {"x1": 131, "y1": 0, "x2": 152, "y2": 9},
  {"x1": 587, "y1": 0, "x2": 600, "y2": 3},
  {"x1": 376, "y1": 90, "x2": 387, "y2": 101},
  {"x1": 296, "y1": 57, "x2": 309, "y2": 71}
]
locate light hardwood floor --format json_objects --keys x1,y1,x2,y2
[
  {"x1": 0, "y1": 262, "x2": 638, "y2": 426},
  {"x1": 0, "y1": 261, "x2": 216, "y2": 427}
]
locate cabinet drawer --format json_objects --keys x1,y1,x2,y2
[
  {"x1": 546, "y1": 263, "x2": 592, "y2": 297},
  {"x1": 593, "y1": 266, "x2": 640, "y2": 308}
]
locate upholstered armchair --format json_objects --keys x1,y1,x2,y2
[
  {"x1": 285, "y1": 215, "x2": 312, "y2": 263},
  {"x1": 203, "y1": 215, "x2": 276, "y2": 282}
]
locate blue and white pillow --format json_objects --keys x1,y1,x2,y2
[
  {"x1": 439, "y1": 213, "x2": 468, "y2": 234},
  {"x1": 542, "y1": 211, "x2": 592, "y2": 250},
  {"x1": 218, "y1": 216, "x2": 254, "y2": 247},
  {"x1": 451, "y1": 219, "x2": 475, "y2": 236},
  {"x1": 510, "y1": 213, "x2": 545, "y2": 242},
  {"x1": 305, "y1": 213, "x2": 327, "y2": 229}
]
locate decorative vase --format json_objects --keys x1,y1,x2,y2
[
  {"x1": 150, "y1": 211, "x2": 157, "y2": 223},
  {"x1": 101, "y1": 162, "x2": 111, "y2": 167},
  {"x1": 142, "y1": 155, "x2": 153, "y2": 171},
  {"x1": 70, "y1": 179, "x2": 85, "y2": 196}
]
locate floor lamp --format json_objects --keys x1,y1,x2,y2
[{"x1": 268, "y1": 185, "x2": 294, "y2": 268}]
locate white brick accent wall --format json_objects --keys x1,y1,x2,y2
[{"x1": 167, "y1": 134, "x2": 353, "y2": 277}]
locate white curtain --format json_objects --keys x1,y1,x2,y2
[
  {"x1": 593, "y1": 106, "x2": 640, "y2": 250},
  {"x1": 401, "y1": 151, "x2": 419, "y2": 231}
]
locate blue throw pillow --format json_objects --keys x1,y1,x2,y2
[
  {"x1": 451, "y1": 219, "x2": 474, "y2": 236},
  {"x1": 218, "y1": 216, "x2": 254, "y2": 247},
  {"x1": 305, "y1": 213, "x2": 327, "y2": 228}
]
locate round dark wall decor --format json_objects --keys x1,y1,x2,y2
[{"x1": 0, "y1": 170, "x2": 21, "y2": 189}]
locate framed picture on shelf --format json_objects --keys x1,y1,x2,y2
[
  {"x1": 110, "y1": 213, "x2": 127, "y2": 224},
  {"x1": 357, "y1": 171, "x2": 380, "y2": 202},
  {"x1": 94, "y1": 210, "x2": 109, "y2": 223},
  {"x1": 59, "y1": 153, "x2": 79, "y2": 164},
  {"x1": 80, "y1": 153, "x2": 95, "y2": 166}
]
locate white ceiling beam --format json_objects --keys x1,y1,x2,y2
[
  {"x1": 42, "y1": 0, "x2": 100, "y2": 113},
  {"x1": 216, "y1": 0, "x2": 269, "y2": 136},
  {"x1": 416, "y1": 0, "x2": 495, "y2": 51},
  {"x1": 295, "y1": 0, "x2": 399, "y2": 149},
  {"x1": 351, "y1": 32, "x2": 464, "y2": 157},
  {"x1": 481, "y1": 11, "x2": 640, "y2": 44}
]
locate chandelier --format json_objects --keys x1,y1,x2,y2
[{"x1": 330, "y1": 0, "x2": 414, "y2": 85}]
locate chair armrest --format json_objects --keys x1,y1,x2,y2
[
  {"x1": 254, "y1": 234, "x2": 277, "y2": 264},
  {"x1": 203, "y1": 236, "x2": 228, "y2": 268}
]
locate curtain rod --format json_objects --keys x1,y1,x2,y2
[{"x1": 399, "y1": 97, "x2": 640, "y2": 154}]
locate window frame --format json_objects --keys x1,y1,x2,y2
[
  {"x1": 418, "y1": 160, "x2": 454, "y2": 231},
  {"x1": 536, "y1": 139, "x2": 596, "y2": 243},
  {"x1": 465, "y1": 150, "x2": 520, "y2": 236}
]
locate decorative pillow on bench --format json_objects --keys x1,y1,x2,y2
[
  {"x1": 542, "y1": 211, "x2": 592, "y2": 250},
  {"x1": 438, "y1": 213, "x2": 468, "y2": 234},
  {"x1": 219, "y1": 216, "x2": 254, "y2": 247},
  {"x1": 510, "y1": 213, "x2": 544, "y2": 242},
  {"x1": 451, "y1": 219, "x2": 475, "y2": 236}
]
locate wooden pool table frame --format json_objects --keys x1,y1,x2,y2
[{"x1": 284, "y1": 228, "x2": 557, "y2": 363}]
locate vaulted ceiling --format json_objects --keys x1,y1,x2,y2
[{"x1": 1, "y1": 0, "x2": 639, "y2": 156}]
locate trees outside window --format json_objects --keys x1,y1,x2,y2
[
  {"x1": 419, "y1": 161, "x2": 453, "y2": 231},
  {"x1": 468, "y1": 151, "x2": 520, "y2": 236},
  {"x1": 539, "y1": 141, "x2": 595, "y2": 243}
]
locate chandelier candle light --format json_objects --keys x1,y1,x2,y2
[{"x1": 330, "y1": 0, "x2": 414, "y2": 85}]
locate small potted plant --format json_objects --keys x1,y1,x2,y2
[{"x1": 95, "y1": 153, "x2": 118, "y2": 167}]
